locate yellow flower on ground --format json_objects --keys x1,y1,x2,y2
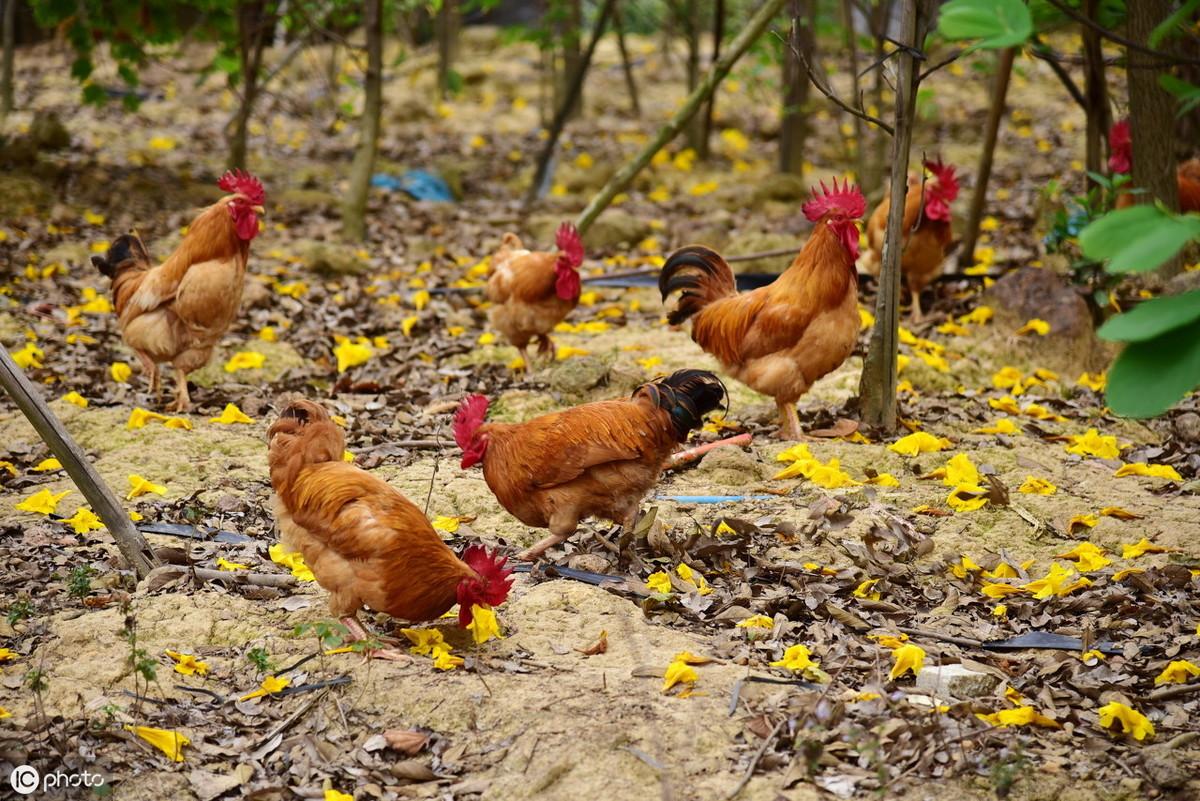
[
  {"x1": 62, "y1": 507, "x2": 104, "y2": 534},
  {"x1": 736, "y1": 615, "x2": 774, "y2": 630},
  {"x1": 770, "y1": 644, "x2": 820, "y2": 673},
  {"x1": 210, "y1": 403, "x2": 254, "y2": 425},
  {"x1": 1112, "y1": 567, "x2": 1145, "y2": 581},
  {"x1": 268, "y1": 543, "x2": 315, "y2": 581},
  {"x1": 1099, "y1": 506, "x2": 1142, "y2": 520},
  {"x1": 334, "y1": 339, "x2": 373, "y2": 372},
  {"x1": 400, "y1": 316, "x2": 419, "y2": 337},
  {"x1": 776, "y1": 443, "x2": 815, "y2": 463},
  {"x1": 274, "y1": 281, "x2": 308, "y2": 298},
  {"x1": 865, "y1": 472, "x2": 900, "y2": 487},
  {"x1": 974, "y1": 418, "x2": 1018, "y2": 435},
  {"x1": 12, "y1": 342, "x2": 44, "y2": 369},
  {"x1": 1154, "y1": 660, "x2": 1200, "y2": 685},
  {"x1": 31, "y1": 457, "x2": 61, "y2": 472},
  {"x1": 992, "y1": 604, "x2": 1008, "y2": 617},
  {"x1": 1068, "y1": 513, "x2": 1099, "y2": 532},
  {"x1": 1097, "y1": 701, "x2": 1154, "y2": 740},
  {"x1": 888, "y1": 432, "x2": 951, "y2": 456},
  {"x1": 977, "y1": 706, "x2": 1060, "y2": 729},
  {"x1": 939, "y1": 453, "x2": 980, "y2": 487},
  {"x1": 240, "y1": 675, "x2": 290, "y2": 701},
  {"x1": 1015, "y1": 318, "x2": 1050, "y2": 336},
  {"x1": 889, "y1": 644, "x2": 926, "y2": 680},
  {"x1": 981, "y1": 582, "x2": 1025, "y2": 598},
  {"x1": 127, "y1": 725, "x2": 190, "y2": 762},
  {"x1": 325, "y1": 790, "x2": 354, "y2": 801},
  {"x1": 62, "y1": 391, "x2": 88, "y2": 408},
  {"x1": 0, "y1": 649, "x2": 16, "y2": 661},
  {"x1": 853, "y1": 578, "x2": 881, "y2": 600},
  {"x1": 1077, "y1": 372, "x2": 1106, "y2": 391},
  {"x1": 675, "y1": 563, "x2": 713, "y2": 595},
  {"x1": 431, "y1": 515, "x2": 462, "y2": 533},
  {"x1": 1065, "y1": 429, "x2": 1121, "y2": 459},
  {"x1": 637, "y1": 356, "x2": 663, "y2": 371},
  {"x1": 15, "y1": 488, "x2": 70, "y2": 515},
  {"x1": 947, "y1": 484, "x2": 988, "y2": 512},
  {"x1": 1018, "y1": 476, "x2": 1057, "y2": 495},
  {"x1": 937, "y1": 321, "x2": 971, "y2": 337},
  {"x1": 466, "y1": 605, "x2": 503, "y2": 644},
  {"x1": 808, "y1": 458, "x2": 860, "y2": 489},
  {"x1": 432, "y1": 646, "x2": 465, "y2": 671},
  {"x1": 128, "y1": 408, "x2": 169, "y2": 430},
  {"x1": 401, "y1": 628, "x2": 446, "y2": 656},
  {"x1": 127, "y1": 474, "x2": 167, "y2": 499},
  {"x1": 412, "y1": 289, "x2": 431, "y2": 310},
  {"x1": 868, "y1": 633, "x2": 908, "y2": 649},
  {"x1": 111, "y1": 362, "x2": 133, "y2": 382},
  {"x1": 215, "y1": 557, "x2": 249, "y2": 571},
  {"x1": 258, "y1": 326, "x2": 277, "y2": 342},
  {"x1": 224, "y1": 351, "x2": 265, "y2": 372},
  {"x1": 662, "y1": 659, "x2": 698, "y2": 693},
  {"x1": 165, "y1": 650, "x2": 209, "y2": 676},
  {"x1": 992, "y1": 366, "x2": 1022, "y2": 389},
  {"x1": 949, "y1": 555, "x2": 982, "y2": 579},
  {"x1": 859, "y1": 307, "x2": 875, "y2": 329},
  {"x1": 555, "y1": 346, "x2": 590, "y2": 360},
  {"x1": 1022, "y1": 562, "x2": 1092, "y2": 599},
  {"x1": 988, "y1": 396, "x2": 1022, "y2": 415},
  {"x1": 1114, "y1": 462, "x2": 1183, "y2": 481},
  {"x1": 959, "y1": 306, "x2": 994, "y2": 325},
  {"x1": 1121, "y1": 537, "x2": 1170, "y2": 559},
  {"x1": 645, "y1": 571, "x2": 672, "y2": 594},
  {"x1": 1055, "y1": 542, "x2": 1111, "y2": 571}
]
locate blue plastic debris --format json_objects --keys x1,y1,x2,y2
[
  {"x1": 655, "y1": 495, "x2": 776, "y2": 503},
  {"x1": 371, "y1": 169, "x2": 455, "y2": 203}
]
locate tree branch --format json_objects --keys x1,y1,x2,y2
[
  {"x1": 774, "y1": 30, "x2": 894, "y2": 136},
  {"x1": 1043, "y1": 0, "x2": 1200, "y2": 66}
]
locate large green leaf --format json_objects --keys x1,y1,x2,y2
[
  {"x1": 1106, "y1": 316, "x2": 1200, "y2": 418},
  {"x1": 1098, "y1": 290, "x2": 1200, "y2": 343},
  {"x1": 938, "y1": 0, "x2": 1033, "y2": 49},
  {"x1": 1079, "y1": 204, "x2": 1200, "y2": 273}
]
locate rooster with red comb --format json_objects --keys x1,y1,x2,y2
[
  {"x1": 860, "y1": 158, "x2": 959, "y2": 323},
  {"x1": 659, "y1": 177, "x2": 865, "y2": 440},
  {"x1": 91, "y1": 170, "x2": 267, "y2": 411}
]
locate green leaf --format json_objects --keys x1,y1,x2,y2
[
  {"x1": 1079, "y1": 205, "x2": 1200, "y2": 273},
  {"x1": 1098, "y1": 291, "x2": 1200, "y2": 343},
  {"x1": 1159, "y1": 74, "x2": 1200, "y2": 117},
  {"x1": 1149, "y1": 0, "x2": 1200, "y2": 48},
  {"x1": 82, "y1": 83, "x2": 107, "y2": 106},
  {"x1": 1106, "y1": 315, "x2": 1200, "y2": 418},
  {"x1": 938, "y1": 0, "x2": 1033, "y2": 49}
]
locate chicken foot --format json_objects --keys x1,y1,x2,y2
[
  {"x1": 340, "y1": 616, "x2": 412, "y2": 663},
  {"x1": 169, "y1": 366, "x2": 191, "y2": 413},
  {"x1": 777, "y1": 401, "x2": 804, "y2": 441},
  {"x1": 909, "y1": 290, "x2": 924, "y2": 324},
  {"x1": 134, "y1": 351, "x2": 161, "y2": 402}
]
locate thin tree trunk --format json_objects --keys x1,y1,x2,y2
[
  {"x1": 1, "y1": 0, "x2": 15, "y2": 117},
  {"x1": 863, "y1": 0, "x2": 893, "y2": 197},
  {"x1": 699, "y1": 0, "x2": 724, "y2": 159},
  {"x1": 229, "y1": 1, "x2": 277, "y2": 170},
  {"x1": 525, "y1": 0, "x2": 618, "y2": 208},
  {"x1": 842, "y1": 0, "x2": 866, "y2": 189},
  {"x1": 960, "y1": 47, "x2": 1015, "y2": 268},
  {"x1": 858, "y1": 0, "x2": 930, "y2": 431},
  {"x1": 559, "y1": 0, "x2": 583, "y2": 120},
  {"x1": 683, "y1": 0, "x2": 702, "y2": 153},
  {"x1": 780, "y1": 0, "x2": 814, "y2": 174},
  {"x1": 1125, "y1": 0, "x2": 1180, "y2": 277},
  {"x1": 576, "y1": 0, "x2": 790, "y2": 234},
  {"x1": 0, "y1": 346, "x2": 158, "y2": 579},
  {"x1": 436, "y1": 0, "x2": 459, "y2": 101},
  {"x1": 613, "y1": 1, "x2": 640, "y2": 116},
  {"x1": 1081, "y1": 0, "x2": 1109, "y2": 181},
  {"x1": 342, "y1": 0, "x2": 382, "y2": 242}
]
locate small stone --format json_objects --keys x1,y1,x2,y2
[
  {"x1": 1173, "y1": 411, "x2": 1200, "y2": 443},
  {"x1": 914, "y1": 663, "x2": 1002, "y2": 699}
]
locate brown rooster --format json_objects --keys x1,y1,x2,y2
[
  {"x1": 455, "y1": 369, "x2": 726, "y2": 560},
  {"x1": 1108, "y1": 119, "x2": 1200, "y2": 213},
  {"x1": 268, "y1": 399, "x2": 514, "y2": 659},
  {"x1": 91, "y1": 170, "x2": 266, "y2": 411},
  {"x1": 860, "y1": 158, "x2": 959, "y2": 323},
  {"x1": 486, "y1": 222, "x2": 584, "y2": 366},
  {"x1": 658, "y1": 179, "x2": 864, "y2": 440}
]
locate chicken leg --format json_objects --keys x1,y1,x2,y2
[
  {"x1": 341, "y1": 616, "x2": 412, "y2": 663},
  {"x1": 909, "y1": 291, "x2": 924, "y2": 325},
  {"x1": 169, "y1": 366, "x2": 191, "y2": 413},
  {"x1": 518, "y1": 513, "x2": 578, "y2": 561},
  {"x1": 777, "y1": 400, "x2": 804, "y2": 441},
  {"x1": 134, "y1": 350, "x2": 161, "y2": 403}
]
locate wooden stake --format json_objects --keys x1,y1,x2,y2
[
  {"x1": 0, "y1": 345, "x2": 158, "y2": 578},
  {"x1": 576, "y1": 0, "x2": 790, "y2": 235}
]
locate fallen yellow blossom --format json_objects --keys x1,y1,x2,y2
[
  {"x1": 889, "y1": 644, "x2": 926, "y2": 680},
  {"x1": 210, "y1": 403, "x2": 254, "y2": 424},
  {"x1": 268, "y1": 543, "x2": 315, "y2": 581},
  {"x1": 466, "y1": 605, "x2": 503, "y2": 644},
  {"x1": 1097, "y1": 701, "x2": 1154, "y2": 740},
  {"x1": 1154, "y1": 660, "x2": 1200, "y2": 685},
  {"x1": 1114, "y1": 462, "x2": 1182, "y2": 481},
  {"x1": 662, "y1": 659, "x2": 698, "y2": 693},
  {"x1": 15, "y1": 488, "x2": 70, "y2": 515},
  {"x1": 888, "y1": 432, "x2": 951, "y2": 456},
  {"x1": 127, "y1": 725, "x2": 190, "y2": 762},
  {"x1": 645, "y1": 571, "x2": 672, "y2": 594},
  {"x1": 110, "y1": 361, "x2": 133, "y2": 383},
  {"x1": 1055, "y1": 542, "x2": 1111, "y2": 571},
  {"x1": 1018, "y1": 476, "x2": 1057, "y2": 495},
  {"x1": 974, "y1": 418, "x2": 1019, "y2": 435},
  {"x1": 977, "y1": 706, "x2": 1060, "y2": 729},
  {"x1": 62, "y1": 507, "x2": 104, "y2": 534},
  {"x1": 224, "y1": 351, "x2": 265, "y2": 372},
  {"x1": 240, "y1": 675, "x2": 290, "y2": 701},
  {"x1": 736, "y1": 615, "x2": 774, "y2": 630},
  {"x1": 1015, "y1": 319, "x2": 1050, "y2": 336},
  {"x1": 164, "y1": 650, "x2": 209, "y2": 676},
  {"x1": 1121, "y1": 537, "x2": 1170, "y2": 559},
  {"x1": 1022, "y1": 563, "x2": 1091, "y2": 599},
  {"x1": 1065, "y1": 429, "x2": 1121, "y2": 459},
  {"x1": 947, "y1": 483, "x2": 988, "y2": 513}
]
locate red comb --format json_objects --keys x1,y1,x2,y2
[
  {"x1": 459, "y1": 545, "x2": 514, "y2": 625},
  {"x1": 923, "y1": 158, "x2": 960, "y2": 202},
  {"x1": 1108, "y1": 119, "x2": 1132, "y2": 174},
  {"x1": 218, "y1": 169, "x2": 266, "y2": 206},
  {"x1": 802, "y1": 177, "x2": 866, "y2": 222},
  {"x1": 453, "y1": 394, "x2": 490, "y2": 450},
  {"x1": 555, "y1": 222, "x2": 584, "y2": 269}
]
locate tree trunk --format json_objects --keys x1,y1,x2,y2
[
  {"x1": 1, "y1": 0, "x2": 15, "y2": 117},
  {"x1": 682, "y1": 0, "x2": 702, "y2": 153},
  {"x1": 960, "y1": 47, "x2": 1015, "y2": 268},
  {"x1": 342, "y1": 0, "x2": 382, "y2": 243},
  {"x1": 0, "y1": 346, "x2": 158, "y2": 579},
  {"x1": 229, "y1": 1, "x2": 277, "y2": 170},
  {"x1": 1081, "y1": 0, "x2": 1109, "y2": 181},
  {"x1": 698, "y1": 0, "x2": 724, "y2": 160},
  {"x1": 858, "y1": 0, "x2": 930, "y2": 431},
  {"x1": 576, "y1": 0, "x2": 790, "y2": 234},
  {"x1": 1126, "y1": 0, "x2": 1180, "y2": 277},
  {"x1": 841, "y1": 0, "x2": 865, "y2": 188},
  {"x1": 525, "y1": 0, "x2": 617, "y2": 208},
  {"x1": 779, "y1": 0, "x2": 813, "y2": 174},
  {"x1": 557, "y1": 0, "x2": 583, "y2": 120},
  {"x1": 862, "y1": 0, "x2": 894, "y2": 197},
  {"x1": 436, "y1": 0, "x2": 459, "y2": 101},
  {"x1": 613, "y1": 1, "x2": 640, "y2": 116}
]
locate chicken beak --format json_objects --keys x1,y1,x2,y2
[{"x1": 253, "y1": 205, "x2": 266, "y2": 215}]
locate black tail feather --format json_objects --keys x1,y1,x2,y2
[
  {"x1": 637, "y1": 369, "x2": 727, "y2": 439},
  {"x1": 92, "y1": 234, "x2": 151, "y2": 280},
  {"x1": 658, "y1": 246, "x2": 735, "y2": 325}
]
